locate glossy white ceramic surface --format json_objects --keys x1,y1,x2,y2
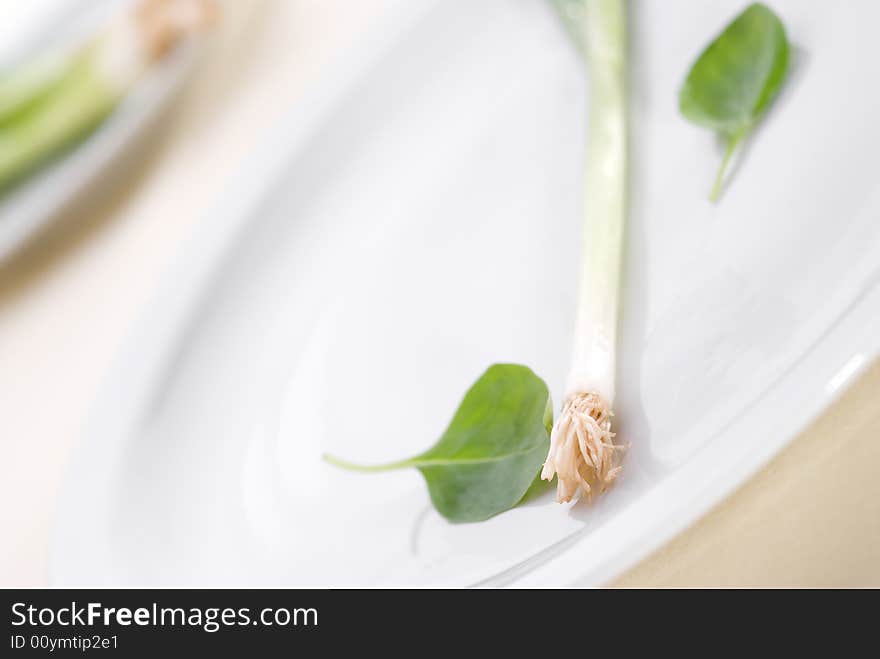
[{"x1": 53, "y1": 0, "x2": 880, "y2": 586}]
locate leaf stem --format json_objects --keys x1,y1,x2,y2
[
  {"x1": 710, "y1": 134, "x2": 742, "y2": 202},
  {"x1": 322, "y1": 453, "x2": 414, "y2": 473}
]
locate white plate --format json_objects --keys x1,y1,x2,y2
[
  {"x1": 52, "y1": 0, "x2": 880, "y2": 586},
  {"x1": 0, "y1": 0, "x2": 201, "y2": 261}
]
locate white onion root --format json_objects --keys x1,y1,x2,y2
[{"x1": 541, "y1": 392, "x2": 622, "y2": 503}]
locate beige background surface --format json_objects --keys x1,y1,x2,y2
[{"x1": 0, "y1": 0, "x2": 877, "y2": 587}]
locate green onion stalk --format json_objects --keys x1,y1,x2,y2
[
  {"x1": 541, "y1": 0, "x2": 627, "y2": 503},
  {"x1": 0, "y1": 0, "x2": 215, "y2": 191}
]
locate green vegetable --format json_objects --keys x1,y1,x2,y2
[
  {"x1": 679, "y1": 2, "x2": 790, "y2": 201},
  {"x1": 550, "y1": 0, "x2": 589, "y2": 54},
  {"x1": 540, "y1": 0, "x2": 627, "y2": 503},
  {"x1": 0, "y1": 0, "x2": 212, "y2": 193},
  {"x1": 0, "y1": 48, "x2": 117, "y2": 191},
  {"x1": 324, "y1": 364, "x2": 553, "y2": 522},
  {"x1": 0, "y1": 54, "x2": 71, "y2": 125},
  {"x1": 326, "y1": 0, "x2": 630, "y2": 516}
]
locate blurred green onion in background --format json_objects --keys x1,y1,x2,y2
[{"x1": 0, "y1": 0, "x2": 214, "y2": 192}]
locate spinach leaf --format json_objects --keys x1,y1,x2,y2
[
  {"x1": 550, "y1": 0, "x2": 588, "y2": 55},
  {"x1": 679, "y1": 2, "x2": 790, "y2": 201},
  {"x1": 324, "y1": 364, "x2": 553, "y2": 523}
]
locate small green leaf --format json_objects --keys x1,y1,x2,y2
[
  {"x1": 324, "y1": 364, "x2": 552, "y2": 523},
  {"x1": 550, "y1": 0, "x2": 588, "y2": 55},
  {"x1": 679, "y1": 2, "x2": 790, "y2": 201}
]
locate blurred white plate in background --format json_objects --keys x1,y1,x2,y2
[
  {"x1": 0, "y1": 0, "x2": 128, "y2": 68},
  {"x1": 0, "y1": 0, "x2": 200, "y2": 261},
  {"x1": 53, "y1": 0, "x2": 880, "y2": 585}
]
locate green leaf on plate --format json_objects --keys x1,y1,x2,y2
[
  {"x1": 324, "y1": 363, "x2": 553, "y2": 523},
  {"x1": 550, "y1": 0, "x2": 588, "y2": 55},
  {"x1": 679, "y1": 2, "x2": 791, "y2": 201}
]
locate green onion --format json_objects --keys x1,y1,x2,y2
[
  {"x1": 325, "y1": 0, "x2": 630, "y2": 517},
  {"x1": 0, "y1": 0, "x2": 214, "y2": 191},
  {"x1": 0, "y1": 54, "x2": 71, "y2": 124},
  {"x1": 540, "y1": 0, "x2": 627, "y2": 503}
]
